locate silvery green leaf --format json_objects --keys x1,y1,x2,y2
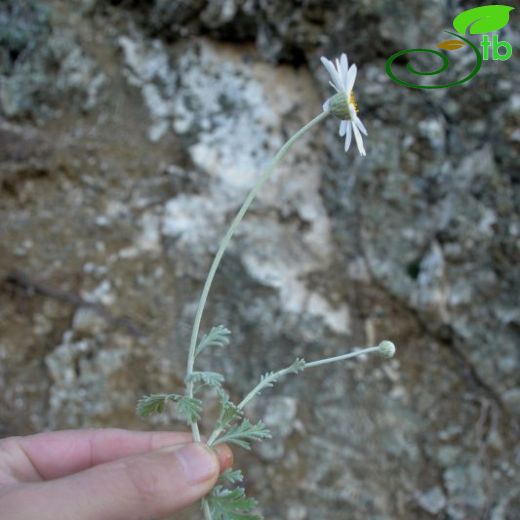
[
  {"x1": 208, "y1": 486, "x2": 262, "y2": 520},
  {"x1": 288, "y1": 358, "x2": 306, "y2": 374},
  {"x1": 188, "y1": 371, "x2": 225, "y2": 388},
  {"x1": 259, "y1": 372, "x2": 276, "y2": 388},
  {"x1": 216, "y1": 395, "x2": 242, "y2": 430},
  {"x1": 254, "y1": 359, "x2": 305, "y2": 396},
  {"x1": 219, "y1": 469, "x2": 244, "y2": 484},
  {"x1": 136, "y1": 393, "x2": 182, "y2": 417},
  {"x1": 195, "y1": 325, "x2": 231, "y2": 357},
  {"x1": 176, "y1": 396, "x2": 202, "y2": 424},
  {"x1": 213, "y1": 419, "x2": 271, "y2": 450}
]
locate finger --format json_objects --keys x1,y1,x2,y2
[
  {"x1": 1, "y1": 443, "x2": 220, "y2": 520},
  {"x1": 214, "y1": 443, "x2": 234, "y2": 472},
  {"x1": 12, "y1": 429, "x2": 193, "y2": 481}
]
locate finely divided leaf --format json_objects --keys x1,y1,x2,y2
[
  {"x1": 288, "y1": 357, "x2": 306, "y2": 374},
  {"x1": 213, "y1": 419, "x2": 271, "y2": 450},
  {"x1": 176, "y1": 396, "x2": 203, "y2": 424},
  {"x1": 188, "y1": 371, "x2": 225, "y2": 388},
  {"x1": 137, "y1": 393, "x2": 203, "y2": 424},
  {"x1": 208, "y1": 486, "x2": 262, "y2": 520},
  {"x1": 136, "y1": 393, "x2": 182, "y2": 417},
  {"x1": 195, "y1": 325, "x2": 231, "y2": 357},
  {"x1": 254, "y1": 358, "x2": 306, "y2": 397},
  {"x1": 219, "y1": 469, "x2": 244, "y2": 484},
  {"x1": 216, "y1": 395, "x2": 242, "y2": 431},
  {"x1": 259, "y1": 372, "x2": 276, "y2": 388}
]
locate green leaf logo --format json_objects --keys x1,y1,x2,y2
[{"x1": 453, "y1": 5, "x2": 514, "y2": 35}]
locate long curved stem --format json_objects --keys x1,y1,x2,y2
[{"x1": 185, "y1": 111, "x2": 329, "y2": 442}]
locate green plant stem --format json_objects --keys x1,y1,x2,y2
[
  {"x1": 202, "y1": 498, "x2": 211, "y2": 519},
  {"x1": 185, "y1": 111, "x2": 329, "y2": 443},
  {"x1": 207, "y1": 345, "x2": 379, "y2": 447},
  {"x1": 304, "y1": 346, "x2": 379, "y2": 369}
]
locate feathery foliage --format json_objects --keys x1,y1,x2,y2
[
  {"x1": 216, "y1": 393, "x2": 242, "y2": 431},
  {"x1": 212, "y1": 419, "x2": 271, "y2": 450},
  {"x1": 188, "y1": 371, "x2": 225, "y2": 388},
  {"x1": 195, "y1": 325, "x2": 231, "y2": 357},
  {"x1": 258, "y1": 358, "x2": 306, "y2": 392},
  {"x1": 137, "y1": 393, "x2": 202, "y2": 425},
  {"x1": 176, "y1": 395, "x2": 203, "y2": 424},
  {"x1": 136, "y1": 393, "x2": 182, "y2": 417},
  {"x1": 207, "y1": 486, "x2": 262, "y2": 520},
  {"x1": 219, "y1": 469, "x2": 244, "y2": 485}
]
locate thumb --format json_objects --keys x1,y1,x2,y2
[{"x1": 4, "y1": 443, "x2": 221, "y2": 520}]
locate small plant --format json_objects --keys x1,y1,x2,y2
[{"x1": 137, "y1": 53, "x2": 396, "y2": 519}]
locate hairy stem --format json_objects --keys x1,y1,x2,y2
[
  {"x1": 185, "y1": 111, "x2": 329, "y2": 442},
  {"x1": 304, "y1": 346, "x2": 379, "y2": 368},
  {"x1": 207, "y1": 345, "x2": 380, "y2": 446}
]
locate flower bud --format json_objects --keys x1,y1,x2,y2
[{"x1": 377, "y1": 340, "x2": 396, "y2": 358}]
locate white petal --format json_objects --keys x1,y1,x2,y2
[
  {"x1": 333, "y1": 59, "x2": 344, "y2": 91},
  {"x1": 320, "y1": 57, "x2": 338, "y2": 82},
  {"x1": 329, "y1": 80, "x2": 339, "y2": 92},
  {"x1": 354, "y1": 117, "x2": 368, "y2": 136},
  {"x1": 346, "y1": 64, "x2": 357, "y2": 93},
  {"x1": 320, "y1": 56, "x2": 343, "y2": 92},
  {"x1": 339, "y1": 120, "x2": 348, "y2": 136},
  {"x1": 344, "y1": 122, "x2": 352, "y2": 153},
  {"x1": 320, "y1": 56, "x2": 333, "y2": 69},
  {"x1": 352, "y1": 122, "x2": 366, "y2": 156},
  {"x1": 335, "y1": 57, "x2": 346, "y2": 91},
  {"x1": 340, "y1": 53, "x2": 349, "y2": 90},
  {"x1": 348, "y1": 103, "x2": 357, "y2": 121}
]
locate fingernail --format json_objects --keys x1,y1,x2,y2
[
  {"x1": 214, "y1": 444, "x2": 234, "y2": 471},
  {"x1": 174, "y1": 443, "x2": 218, "y2": 484}
]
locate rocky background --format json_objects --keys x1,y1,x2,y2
[{"x1": 1, "y1": 0, "x2": 519, "y2": 518}]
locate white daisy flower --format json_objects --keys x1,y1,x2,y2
[{"x1": 321, "y1": 53, "x2": 367, "y2": 156}]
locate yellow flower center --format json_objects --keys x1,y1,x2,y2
[{"x1": 348, "y1": 92, "x2": 358, "y2": 114}]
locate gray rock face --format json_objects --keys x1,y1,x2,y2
[{"x1": 1, "y1": 1, "x2": 519, "y2": 519}]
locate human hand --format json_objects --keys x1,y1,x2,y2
[{"x1": 0, "y1": 428, "x2": 233, "y2": 519}]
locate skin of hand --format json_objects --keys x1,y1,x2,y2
[{"x1": 0, "y1": 428, "x2": 233, "y2": 520}]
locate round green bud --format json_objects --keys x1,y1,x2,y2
[{"x1": 378, "y1": 340, "x2": 396, "y2": 359}]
